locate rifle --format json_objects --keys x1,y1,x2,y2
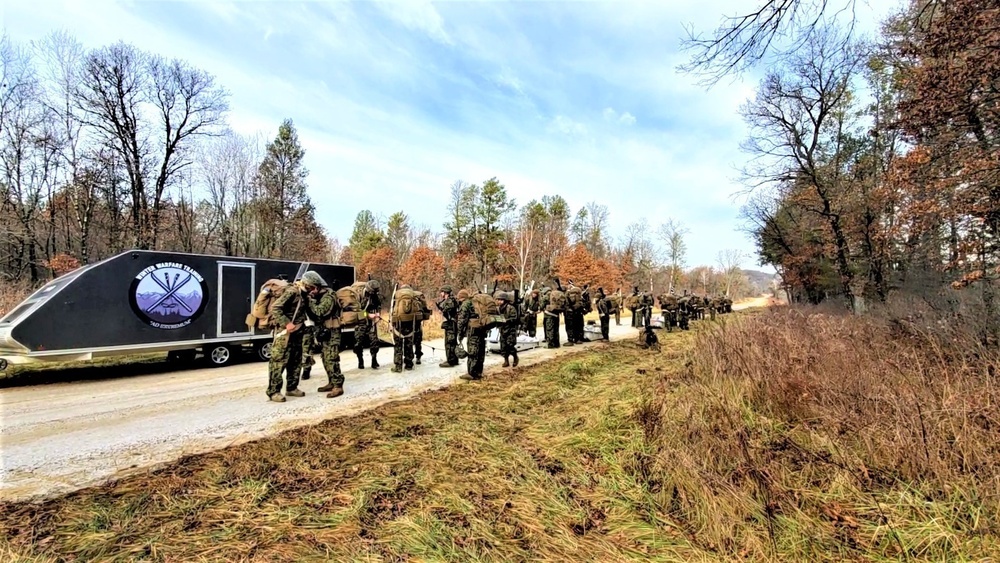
[
  {"x1": 492, "y1": 279, "x2": 498, "y2": 295},
  {"x1": 554, "y1": 277, "x2": 563, "y2": 291}
]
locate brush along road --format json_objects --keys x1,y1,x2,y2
[{"x1": 0, "y1": 299, "x2": 766, "y2": 502}]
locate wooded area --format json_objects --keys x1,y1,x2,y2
[
  {"x1": 0, "y1": 31, "x2": 765, "y2": 311},
  {"x1": 719, "y1": 0, "x2": 999, "y2": 327}
]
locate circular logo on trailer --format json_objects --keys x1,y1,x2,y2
[{"x1": 129, "y1": 262, "x2": 209, "y2": 329}]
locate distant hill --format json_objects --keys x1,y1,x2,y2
[{"x1": 743, "y1": 269, "x2": 778, "y2": 295}]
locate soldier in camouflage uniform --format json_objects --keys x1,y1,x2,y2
[
  {"x1": 496, "y1": 291, "x2": 520, "y2": 367},
  {"x1": 301, "y1": 271, "x2": 345, "y2": 398},
  {"x1": 456, "y1": 289, "x2": 472, "y2": 359},
  {"x1": 540, "y1": 286, "x2": 561, "y2": 348},
  {"x1": 612, "y1": 289, "x2": 622, "y2": 326},
  {"x1": 435, "y1": 286, "x2": 460, "y2": 368},
  {"x1": 353, "y1": 281, "x2": 381, "y2": 370},
  {"x1": 641, "y1": 291, "x2": 654, "y2": 327},
  {"x1": 412, "y1": 290, "x2": 432, "y2": 365},
  {"x1": 267, "y1": 278, "x2": 310, "y2": 402},
  {"x1": 629, "y1": 287, "x2": 641, "y2": 328},
  {"x1": 457, "y1": 291, "x2": 486, "y2": 380},
  {"x1": 521, "y1": 287, "x2": 540, "y2": 337},
  {"x1": 596, "y1": 288, "x2": 611, "y2": 340},
  {"x1": 390, "y1": 284, "x2": 417, "y2": 373}
]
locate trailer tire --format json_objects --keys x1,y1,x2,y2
[
  {"x1": 0, "y1": 358, "x2": 7, "y2": 371},
  {"x1": 255, "y1": 341, "x2": 272, "y2": 362},
  {"x1": 205, "y1": 344, "x2": 235, "y2": 368}
]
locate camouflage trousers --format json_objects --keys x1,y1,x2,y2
[
  {"x1": 298, "y1": 326, "x2": 316, "y2": 378},
  {"x1": 353, "y1": 319, "x2": 379, "y2": 359},
  {"x1": 392, "y1": 321, "x2": 415, "y2": 369},
  {"x1": 710, "y1": 307, "x2": 717, "y2": 321},
  {"x1": 318, "y1": 328, "x2": 344, "y2": 388},
  {"x1": 443, "y1": 321, "x2": 459, "y2": 365},
  {"x1": 500, "y1": 325, "x2": 518, "y2": 358},
  {"x1": 599, "y1": 314, "x2": 610, "y2": 340},
  {"x1": 522, "y1": 313, "x2": 538, "y2": 337},
  {"x1": 413, "y1": 321, "x2": 424, "y2": 362},
  {"x1": 466, "y1": 329, "x2": 486, "y2": 378},
  {"x1": 268, "y1": 330, "x2": 303, "y2": 397},
  {"x1": 614, "y1": 310, "x2": 621, "y2": 326},
  {"x1": 630, "y1": 308, "x2": 639, "y2": 328},
  {"x1": 543, "y1": 313, "x2": 560, "y2": 348}
]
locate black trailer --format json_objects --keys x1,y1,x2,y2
[{"x1": 0, "y1": 250, "x2": 359, "y2": 370}]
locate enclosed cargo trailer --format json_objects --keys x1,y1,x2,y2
[{"x1": 0, "y1": 250, "x2": 362, "y2": 370}]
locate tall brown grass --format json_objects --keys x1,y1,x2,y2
[{"x1": 638, "y1": 305, "x2": 1000, "y2": 559}]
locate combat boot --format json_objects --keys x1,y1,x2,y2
[
  {"x1": 370, "y1": 353, "x2": 380, "y2": 369},
  {"x1": 317, "y1": 382, "x2": 336, "y2": 392},
  {"x1": 326, "y1": 387, "x2": 344, "y2": 398},
  {"x1": 415, "y1": 355, "x2": 422, "y2": 365},
  {"x1": 391, "y1": 366, "x2": 402, "y2": 373},
  {"x1": 301, "y1": 368, "x2": 311, "y2": 380},
  {"x1": 286, "y1": 389, "x2": 305, "y2": 397},
  {"x1": 357, "y1": 355, "x2": 365, "y2": 370},
  {"x1": 512, "y1": 352, "x2": 519, "y2": 367},
  {"x1": 269, "y1": 393, "x2": 286, "y2": 402},
  {"x1": 502, "y1": 357, "x2": 510, "y2": 368},
  {"x1": 439, "y1": 361, "x2": 456, "y2": 368}
]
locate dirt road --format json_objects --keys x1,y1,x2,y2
[{"x1": 0, "y1": 299, "x2": 769, "y2": 503}]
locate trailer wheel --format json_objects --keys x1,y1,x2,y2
[
  {"x1": 205, "y1": 344, "x2": 234, "y2": 367},
  {"x1": 0, "y1": 358, "x2": 7, "y2": 371},
  {"x1": 255, "y1": 341, "x2": 273, "y2": 362}
]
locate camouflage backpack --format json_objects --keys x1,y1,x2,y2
[
  {"x1": 566, "y1": 286, "x2": 584, "y2": 311},
  {"x1": 413, "y1": 291, "x2": 432, "y2": 321},
  {"x1": 546, "y1": 288, "x2": 567, "y2": 313},
  {"x1": 392, "y1": 286, "x2": 420, "y2": 323},
  {"x1": 247, "y1": 278, "x2": 290, "y2": 329},
  {"x1": 468, "y1": 292, "x2": 503, "y2": 329},
  {"x1": 336, "y1": 284, "x2": 363, "y2": 327}
]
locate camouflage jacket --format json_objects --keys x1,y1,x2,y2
[
  {"x1": 597, "y1": 296, "x2": 610, "y2": 317},
  {"x1": 437, "y1": 295, "x2": 459, "y2": 324},
  {"x1": 523, "y1": 293, "x2": 540, "y2": 314},
  {"x1": 307, "y1": 288, "x2": 341, "y2": 325},
  {"x1": 457, "y1": 298, "x2": 475, "y2": 336},
  {"x1": 499, "y1": 301, "x2": 519, "y2": 335},
  {"x1": 271, "y1": 284, "x2": 308, "y2": 328}
]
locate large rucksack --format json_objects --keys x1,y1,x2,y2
[
  {"x1": 247, "y1": 278, "x2": 290, "y2": 329},
  {"x1": 546, "y1": 289, "x2": 567, "y2": 313},
  {"x1": 566, "y1": 286, "x2": 584, "y2": 311},
  {"x1": 414, "y1": 291, "x2": 432, "y2": 321},
  {"x1": 468, "y1": 292, "x2": 503, "y2": 329},
  {"x1": 392, "y1": 287, "x2": 420, "y2": 323},
  {"x1": 336, "y1": 284, "x2": 362, "y2": 327}
]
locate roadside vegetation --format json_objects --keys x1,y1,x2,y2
[{"x1": 1, "y1": 304, "x2": 995, "y2": 561}]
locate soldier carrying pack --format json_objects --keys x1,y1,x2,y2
[
  {"x1": 247, "y1": 277, "x2": 291, "y2": 330},
  {"x1": 468, "y1": 292, "x2": 504, "y2": 329}
]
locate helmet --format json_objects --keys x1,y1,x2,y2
[
  {"x1": 457, "y1": 289, "x2": 470, "y2": 300},
  {"x1": 301, "y1": 271, "x2": 327, "y2": 288},
  {"x1": 440, "y1": 285, "x2": 452, "y2": 295}
]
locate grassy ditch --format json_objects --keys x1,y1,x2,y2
[{"x1": 2, "y1": 305, "x2": 994, "y2": 561}]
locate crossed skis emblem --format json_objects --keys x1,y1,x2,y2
[{"x1": 145, "y1": 271, "x2": 196, "y2": 314}]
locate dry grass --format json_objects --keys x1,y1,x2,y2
[
  {"x1": 641, "y1": 306, "x2": 1000, "y2": 560},
  {"x1": 2, "y1": 304, "x2": 994, "y2": 561}
]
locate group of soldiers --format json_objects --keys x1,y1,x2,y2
[
  {"x1": 625, "y1": 287, "x2": 734, "y2": 332},
  {"x1": 263, "y1": 271, "x2": 733, "y2": 402}
]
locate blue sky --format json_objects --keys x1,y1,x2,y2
[{"x1": 5, "y1": 0, "x2": 900, "y2": 271}]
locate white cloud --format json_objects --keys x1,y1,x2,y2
[
  {"x1": 372, "y1": 0, "x2": 453, "y2": 45},
  {"x1": 618, "y1": 112, "x2": 636, "y2": 125}
]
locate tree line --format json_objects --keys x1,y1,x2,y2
[
  {"x1": 0, "y1": 30, "x2": 762, "y2": 306},
  {"x1": 726, "y1": 0, "x2": 999, "y2": 323}
]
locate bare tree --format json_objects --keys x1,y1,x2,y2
[
  {"x1": 75, "y1": 42, "x2": 228, "y2": 249},
  {"x1": 717, "y1": 249, "x2": 748, "y2": 297},
  {"x1": 739, "y1": 26, "x2": 865, "y2": 311},
  {"x1": 658, "y1": 218, "x2": 688, "y2": 292},
  {"x1": 679, "y1": 0, "x2": 860, "y2": 83},
  {"x1": 197, "y1": 129, "x2": 262, "y2": 256}
]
